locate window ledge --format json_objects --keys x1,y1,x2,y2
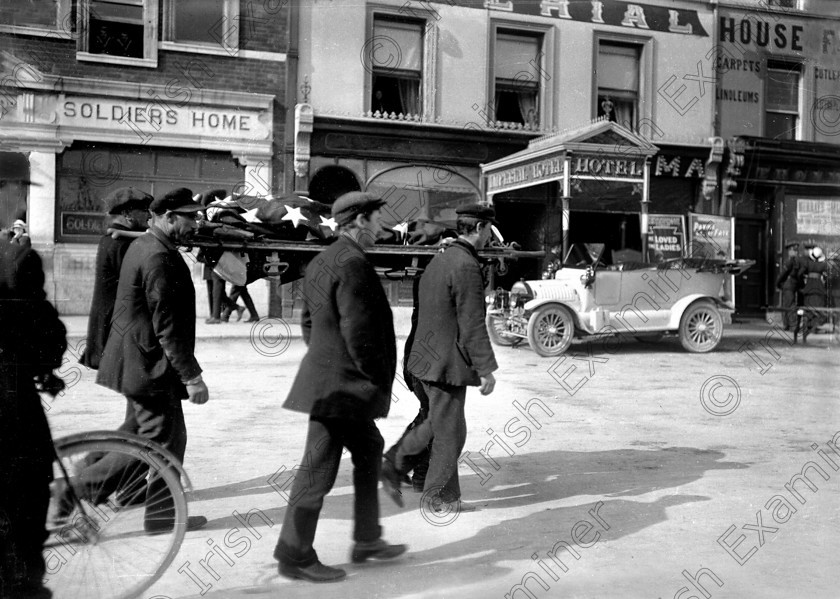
[
  {"x1": 76, "y1": 52, "x2": 157, "y2": 68},
  {"x1": 159, "y1": 40, "x2": 236, "y2": 57},
  {"x1": 0, "y1": 24, "x2": 73, "y2": 39}
]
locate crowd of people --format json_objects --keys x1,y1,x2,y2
[{"x1": 0, "y1": 150, "x2": 501, "y2": 595}]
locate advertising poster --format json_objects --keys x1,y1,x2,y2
[
  {"x1": 688, "y1": 213, "x2": 734, "y2": 260},
  {"x1": 647, "y1": 214, "x2": 686, "y2": 263}
]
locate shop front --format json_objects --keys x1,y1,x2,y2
[{"x1": 1, "y1": 65, "x2": 274, "y2": 313}]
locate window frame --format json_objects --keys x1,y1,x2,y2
[
  {"x1": 365, "y1": 6, "x2": 436, "y2": 121},
  {"x1": 0, "y1": 0, "x2": 72, "y2": 38},
  {"x1": 160, "y1": 0, "x2": 240, "y2": 57},
  {"x1": 764, "y1": 60, "x2": 803, "y2": 141},
  {"x1": 488, "y1": 20, "x2": 553, "y2": 131},
  {"x1": 592, "y1": 31, "x2": 653, "y2": 132},
  {"x1": 76, "y1": 0, "x2": 158, "y2": 68}
]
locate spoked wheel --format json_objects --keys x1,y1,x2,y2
[
  {"x1": 46, "y1": 433, "x2": 190, "y2": 599},
  {"x1": 485, "y1": 312, "x2": 522, "y2": 347},
  {"x1": 679, "y1": 301, "x2": 723, "y2": 353},
  {"x1": 526, "y1": 305, "x2": 575, "y2": 357}
]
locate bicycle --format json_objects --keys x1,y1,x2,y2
[{"x1": 43, "y1": 429, "x2": 194, "y2": 599}]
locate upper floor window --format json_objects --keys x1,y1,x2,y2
[
  {"x1": 765, "y1": 61, "x2": 801, "y2": 140},
  {"x1": 0, "y1": 0, "x2": 57, "y2": 28},
  {"x1": 78, "y1": 0, "x2": 157, "y2": 66},
  {"x1": 493, "y1": 31, "x2": 543, "y2": 128},
  {"x1": 163, "y1": 0, "x2": 239, "y2": 54},
  {"x1": 596, "y1": 41, "x2": 641, "y2": 129},
  {"x1": 369, "y1": 17, "x2": 423, "y2": 117},
  {"x1": 767, "y1": 0, "x2": 798, "y2": 8}
]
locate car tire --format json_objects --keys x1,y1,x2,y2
[
  {"x1": 678, "y1": 301, "x2": 723, "y2": 353},
  {"x1": 486, "y1": 313, "x2": 519, "y2": 346},
  {"x1": 527, "y1": 304, "x2": 574, "y2": 357}
]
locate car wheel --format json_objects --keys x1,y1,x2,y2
[
  {"x1": 527, "y1": 305, "x2": 574, "y2": 357},
  {"x1": 486, "y1": 313, "x2": 520, "y2": 346},
  {"x1": 679, "y1": 301, "x2": 723, "y2": 353}
]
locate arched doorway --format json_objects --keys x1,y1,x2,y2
[{"x1": 308, "y1": 165, "x2": 361, "y2": 205}]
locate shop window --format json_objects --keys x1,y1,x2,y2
[
  {"x1": 765, "y1": 62, "x2": 801, "y2": 140},
  {"x1": 369, "y1": 17, "x2": 423, "y2": 117},
  {"x1": 77, "y1": 0, "x2": 157, "y2": 67},
  {"x1": 596, "y1": 41, "x2": 641, "y2": 129},
  {"x1": 493, "y1": 30, "x2": 543, "y2": 128},
  {"x1": 0, "y1": 0, "x2": 58, "y2": 28},
  {"x1": 162, "y1": 0, "x2": 239, "y2": 54}
]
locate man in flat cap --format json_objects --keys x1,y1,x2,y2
[
  {"x1": 62, "y1": 188, "x2": 209, "y2": 533},
  {"x1": 382, "y1": 203, "x2": 498, "y2": 514},
  {"x1": 1, "y1": 152, "x2": 67, "y2": 598},
  {"x1": 776, "y1": 241, "x2": 805, "y2": 330},
  {"x1": 274, "y1": 191, "x2": 406, "y2": 583}
]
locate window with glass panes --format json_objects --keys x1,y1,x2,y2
[
  {"x1": 765, "y1": 62, "x2": 800, "y2": 140},
  {"x1": 493, "y1": 31, "x2": 542, "y2": 128},
  {"x1": 370, "y1": 17, "x2": 423, "y2": 117},
  {"x1": 164, "y1": 0, "x2": 238, "y2": 50},
  {"x1": 596, "y1": 41, "x2": 641, "y2": 129}
]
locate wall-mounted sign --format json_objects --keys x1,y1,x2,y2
[
  {"x1": 61, "y1": 212, "x2": 108, "y2": 238},
  {"x1": 571, "y1": 155, "x2": 644, "y2": 179},
  {"x1": 688, "y1": 213, "x2": 733, "y2": 260},
  {"x1": 653, "y1": 155, "x2": 706, "y2": 178},
  {"x1": 59, "y1": 97, "x2": 271, "y2": 144},
  {"x1": 796, "y1": 198, "x2": 840, "y2": 236},
  {"x1": 647, "y1": 214, "x2": 686, "y2": 262},
  {"x1": 477, "y1": 0, "x2": 708, "y2": 37},
  {"x1": 486, "y1": 155, "x2": 565, "y2": 195}
]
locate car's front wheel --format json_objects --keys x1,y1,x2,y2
[
  {"x1": 527, "y1": 305, "x2": 574, "y2": 357},
  {"x1": 486, "y1": 312, "x2": 520, "y2": 346},
  {"x1": 678, "y1": 301, "x2": 723, "y2": 353}
]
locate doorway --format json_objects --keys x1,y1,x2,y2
[{"x1": 734, "y1": 216, "x2": 767, "y2": 314}]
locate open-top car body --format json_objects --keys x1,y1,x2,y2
[{"x1": 486, "y1": 243, "x2": 755, "y2": 356}]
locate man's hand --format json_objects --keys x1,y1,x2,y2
[
  {"x1": 187, "y1": 380, "x2": 209, "y2": 404},
  {"x1": 479, "y1": 373, "x2": 496, "y2": 396}
]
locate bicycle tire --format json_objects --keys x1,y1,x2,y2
[{"x1": 45, "y1": 433, "x2": 190, "y2": 599}]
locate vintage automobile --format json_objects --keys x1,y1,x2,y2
[{"x1": 486, "y1": 243, "x2": 754, "y2": 356}]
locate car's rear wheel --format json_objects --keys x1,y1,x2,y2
[
  {"x1": 486, "y1": 313, "x2": 520, "y2": 346},
  {"x1": 527, "y1": 305, "x2": 574, "y2": 357},
  {"x1": 679, "y1": 301, "x2": 723, "y2": 353}
]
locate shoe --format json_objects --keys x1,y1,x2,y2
[
  {"x1": 278, "y1": 561, "x2": 346, "y2": 583},
  {"x1": 205, "y1": 317, "x2": 222, "y2": 324},
  {"x1": 245, "y1": 316, "x2": 260, "y2": 323},
  {"x1": 220, "y1": 307, "x2": 232, "y2": 322},
  {"x1": 145, "y1": 515, "x2": 208, "y2": 535},
  {"x1": 412, "y1": 478, "x2": 425, "y2": 493},
  {"x1": 380, "y1": 459, "x2": 404, "y2": 508},
  {"x1": 235, "y1": 306, "x2": 245, "y2": 321},
  {"x1": 351, "y1": 539, "x2": 407, "y2": 564}
]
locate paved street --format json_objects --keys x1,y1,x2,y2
[{"x1": 48, "y1": 315, "x2": 838, "y2": 599}]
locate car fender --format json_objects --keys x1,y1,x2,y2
[
  {"x1": 523, "y1": 298, "x2": 582, "y2": 330},
  {"x1": 667, "y1": 295, "x2": 728, "y2": 329}
]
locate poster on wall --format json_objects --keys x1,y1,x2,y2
[
  {"x1": 647, "y1": 214, "x2": 686, "y2": 263},
  {"x1": 687, "y1": 213, "x2": 734, "y2": 260}
]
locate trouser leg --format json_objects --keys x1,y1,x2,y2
[
  {"x1": 420, "y1": 382, "x2": 467, "y2": 502},
  {"x1": 275, "y1": 419, "x2": 341, "y2": 567},
  {"x1": 334, "y1": 419, "x2": 384, "y2": 543}
]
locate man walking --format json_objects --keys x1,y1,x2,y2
[
  {"x1": 382, "y1": 204, "x2": 498, "y2": 512},
  {"x1": 775, "y1": 242, "x2": 805, "y2": 331},
  {"x1": 0, "y1": 152, "x2": 67, "y2": 598},
  {"x1": 66, "y1": 188, "x2": 209, "y2": 533},
  {"x1": 274, "y1": 191, "x2": 406, "y2": 583}
]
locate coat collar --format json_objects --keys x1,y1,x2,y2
[
  {"x1": 148, "y1": 225, "x2": 177, "y2": 251},
  {"x1": 449, "y1": 238, "x2": 481, "y2": 262}
]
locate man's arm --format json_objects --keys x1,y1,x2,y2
[{"x1": 452, "y1": 261, "x2": 498, "y2": 378}]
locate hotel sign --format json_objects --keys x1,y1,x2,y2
[{"x1": 486, "y1": 153, "x2": 644, "y2": 195}]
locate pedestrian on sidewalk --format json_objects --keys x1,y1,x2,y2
[
  {"x1": 227, "y1": 284, "x2": 260, "y2": 322},
  {"x1": 381, "y1": 204, "x2": 498, "y2": 514},
  {"x1": 274, "y1": 191, "x2": 406, "y2": 583},
  {"x1": 800, "y1": 246, "x2": 829, "y2": 341},
  {"x1": 62, "y1": 188, "x2": 210, "y2": 534},
  {"x1": 200, "y1": 189, "x2": 238, "y2": 324},
  {"x1": 775, "y1": 241, "x2": 805, "y2": 331}
]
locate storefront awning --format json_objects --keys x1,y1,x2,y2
[{"x1": 481, "y1": 118, "x2": 659, "y2": 198}]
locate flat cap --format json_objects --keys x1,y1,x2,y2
[
  {"x1": 332, "y1": 191, "x2": 386, "y2": 225},
  {"x1": 104, "y1": 187, "x2": 153, "y2": 215},
  {"x1": 784, "y1": 242, "x2": 800, "y2": 249},
  {"x1": 150, "y1": 187, "x2": 203, "y2": 215},
  {"x1": 456, "y1": 203, "x2": 498, "y2": 225},
  {"x1": 0, "y1": 152, "x2": 39, "y2": 185}
]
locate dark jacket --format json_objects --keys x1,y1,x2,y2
[
  {"x1": 283, "y1": 236, "x2": 397, "y2": 420},
  {"x1": 96, "y1": 227, "x2": 202, "y2": 398},
  {"x1": 81, "y1": 223, "x2": 136, "y2": 369},
  {"x1": 776, "y1": 255, "x2": 806, "y2": 291},
  {"x1": 407, "y1": 239, "x2": 498, "y2": 386},
  {"x1": 801, "y1": 259, "x2": 828, "y2": 302},
  {"x1": 0, "y1": 239, "x2": 67, "y2": 465}
]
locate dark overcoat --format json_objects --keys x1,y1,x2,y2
[
  {"x1": 801, "y1": 259, "x2": 828, "y2": 307},
  {"x1": 81, "y1": 223, "x2": 135, "y2": 369},
  {"x1": 776, "y1": 255, "x2": 806, "y2": 292},
  {"x1": 406, "y1": 239, "x2": 498, "y2": 386},
  {"x1": 283, "y1": 236, "x2": 397, "y2": 421},
  {"x1": 96, "y1": 227, "x2": 202, "y2": 398}
]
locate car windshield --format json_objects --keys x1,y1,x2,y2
[{"x1": 563, "y1": 243, "x2": 605, "y2": 268}]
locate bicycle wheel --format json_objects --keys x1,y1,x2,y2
[{"x1": 45, "y1": 432, "x2": 190, "y2": 599}]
